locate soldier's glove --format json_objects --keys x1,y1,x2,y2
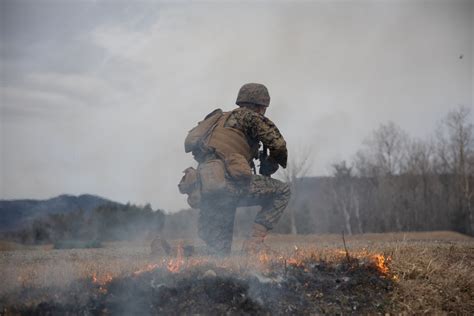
[{"x1": 259, "y1": 156, "x2": 279, "y2": 176}]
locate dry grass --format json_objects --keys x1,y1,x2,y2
[
  {"x1": 0, "y1": 240, "x2": 37, "y2": 251},
  {"x1": 265, "y1": 231, "x2": 474, "y2": 314},
  {"x1": 1, "y1": 231, "x2": 473, "y2": 314},
  {"x1": 388, "y1": 242, "x2": 474, "y2": 314}
]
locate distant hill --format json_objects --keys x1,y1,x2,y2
[{"x1": 0, "y1": 194, "x2": 120, "y2": 232}]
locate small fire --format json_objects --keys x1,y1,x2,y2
[
  {"x1": 167, "y1": 242, "x2": 185, "y2": 273},
  {"x1": 371, "y1": 254, "x2": 391, "y2": 275},
  {"x1": 258, "y1": 252, "x2": 270, "y2": 265},
  {"x1": 91, "y1": 272, "x2": 113, "y2": 285},
  {"x1": 130, "y1": 243, "x2": 193, "y2": 277},
  {"x1": 97, "y1": 246, "x2": 395, "y2": 289},
  {"x1": 133, "y1": 263, "x2": 160, "y2": 276},
  {"x1": 286, "y1": 258, "x2": 303, "y2": 267},
  {"x1": 91, "y1": 272, "x2": 114, "y2": 294}
]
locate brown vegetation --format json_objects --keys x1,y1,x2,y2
[
  {"x1": 0, "y1": 231, "x2": 472, "y2": 314},
  {"x1": 389, "y1": 242, "x2": 474, "y2": 314}
]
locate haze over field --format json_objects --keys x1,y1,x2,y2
[{"x1": 1, "y1": 0, "x2": 473, "y2": 211}]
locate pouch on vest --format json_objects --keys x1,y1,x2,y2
[
  {"x1": 178, "y1": 167, "x2": 198, "y2": 194},
  {"x1": 225, "y1": 153, "x2": 252, "y2": 182},
  {"x1": 185, "y1": 109, "x2": 223, "y2": 153},
  {"x1": 198, "y1": 159, "x2": 227, "y2": 195},
  {"x1": 178, "y1": 167, "x2": 201, "y2": 208},
  {"x1": 186, "y1": 190, "x2": 201, "y2": 209}
]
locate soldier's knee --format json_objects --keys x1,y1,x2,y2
[
  {"x1": 281, "y1": 182, "x2": 291, "y2": 200},
  {"x1": 273, "y1": 182, "x2": 290, "y2": 209}
]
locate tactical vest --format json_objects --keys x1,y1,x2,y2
[{"x1": 207, "y1": 112, "x2": 253, "y2": 162}]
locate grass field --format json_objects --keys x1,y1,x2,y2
[{"x1": 0, "y1": 231, "x2": 473, "y2": 314}]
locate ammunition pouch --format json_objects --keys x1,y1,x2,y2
[
  {"x1": 224, "y1": 153, "x2": 252, "y2": 183},
  {"x1": 180, "y1": 154, "x2": 252, "y2": 206},
  {"x1": 198, "y1": 159, "x2": 227, "y2": 195},
  {"x1": 178, "y1": 167, "x2": 201, "y2": 208}
]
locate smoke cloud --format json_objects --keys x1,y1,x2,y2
[{"x1": 1, "y1": 0, "x2": 472, "y2": 211}]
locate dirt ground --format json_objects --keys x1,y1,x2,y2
[{"x1": 0, "y1": 231, "x2": 473, "y2": 315}]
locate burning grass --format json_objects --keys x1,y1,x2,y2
[
  {"x1": 0, "y1": 232, "x2": 472, "y2": 315},
  {"x1": 1, "y1": 248, "x2": 394, "y2": 315}
]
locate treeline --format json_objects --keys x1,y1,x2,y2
[
  {"x1": 162, "y1": 106, "x2": 473, "y2": 238},
  {"x1": 3, "y1": 203, "x2": 165, "y2": 244},
  {"x1": 282, "y1": 106, "x2": 474, "y2": 236},
  {"x1": 5, "y1": 106, "x2": 471, "y2": 243}
]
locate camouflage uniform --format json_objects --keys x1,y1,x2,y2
[{"x1": 198, "y1": 107, "x2": 291, "y2": 255}]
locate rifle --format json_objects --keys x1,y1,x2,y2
[
  {"x1": 259, "y1": 144, "x2": 268, "y2": 163},
  {"x1": 258, "y1": 144, "x2": 272, "y2": 177}
]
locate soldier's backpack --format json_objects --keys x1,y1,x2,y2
[
  {"x1": 184, "y1": 108, "x2": 223, "y2": 153},
  {"x1": 180, "y1": 108, "x2": 253, "y2": 208}
]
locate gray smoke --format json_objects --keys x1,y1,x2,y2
[{"x1": 1, "y1": 0, "x2": 472, "y2": 212}]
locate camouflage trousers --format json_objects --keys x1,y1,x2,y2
[{"x1": 198, "y1": 175, "x2": 291, "y2": 255}]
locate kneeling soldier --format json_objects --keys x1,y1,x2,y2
[{"x1": 181, "y1": 83, "x2": 291, "y2": 255}]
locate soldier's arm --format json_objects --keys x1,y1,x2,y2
[{"x1": 247, "y1": 112, "x2": 288, "y2": 168}]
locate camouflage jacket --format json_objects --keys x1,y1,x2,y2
[{"x1": 224, "y1": 107, "x2": 288, "y2": 168}]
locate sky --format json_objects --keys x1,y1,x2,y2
[{"x1": 1, "y1": 0, "x2": 473, "y2": 212}]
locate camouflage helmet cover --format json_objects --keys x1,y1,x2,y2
[{"x1": 236, "y1": 83, "x2": 270, "y2": 107}]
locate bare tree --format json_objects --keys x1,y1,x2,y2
[
  {"x1": 353, "y1": 121, "x2": 410, "y2": 231},
  {"x1": 331, "y1": 161, "x2": 362, "y2": 235},
  {"x1": 401, "y1": 138, "x2": 437, "y2": 229},
  {"x1": 355, "y1": 121, "x2": 409, "y2": 177},
  {"x1": 277, "y1": 146, "x2": 313, "y2": 234},
  {"x1": 436, "y1": 106, "x2": 473, "y2": 234}
]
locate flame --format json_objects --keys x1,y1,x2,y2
[
  {"x1": 167, "y1": 242, "x2": 185, "y2": 273},
  {"x1": 286, "y1": 258, "x2": 302, "y2": 266},
  {"x1": 258, "y1": 252, "x2": 270, "y2": 265},
  {"x1": 104, "y1": 274, "x2": 113, "y2": 283},
  {"x1": 133, "y1": 263, "x2": 160, "y2": 276},
  {"x1": 91, "y1": 272, "x2": 114, "y2": 294},
  {"x1": 91, "y1": 246, "x2": 395, "y2": 288},
  {"x1": 371, "y1": 254, "x2": 391, "y2": 274},
  {"x1": 91, "y1": 272, "x2": 113, "y2": 285}
]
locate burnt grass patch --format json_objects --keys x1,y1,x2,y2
[{"x1": 1, "y1": 257, "x2": 394, "y2": 315}]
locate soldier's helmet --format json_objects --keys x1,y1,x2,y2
[{"x1": 236, "y1": 83, "x2": 270, "y2": 107}]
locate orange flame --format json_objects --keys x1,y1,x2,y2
[
  {"x1": 286, "y1": 258, "x2": 302, "y2": 266},
  {"x1": 371, "y1": 254, "x2": 391, "y2": 274},
  {"x1": 133, "y1": 263, "x2": 160, "y2": 276},
  {"x1": 91, "y1": 273, "x2": 98, "y2": 283},
  {"x1": 91, "y1": 272, "x2": 113, "y2": 285},
  {"x1": 167, "y1": 242, "x2": 185, "y2": 273},
  {"x1": 258, "y1": 252, "x2": 270, "y2": 265},
  {"x1": 125, "y1": 247, "x2": 394, "y2": 282},
  {"x1": 91, "y1": 272, "x2": 114, "y2": 294}
]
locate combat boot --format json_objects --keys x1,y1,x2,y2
[{"x1": 241, "y1": 223, "x2": 276, "y2": 255}]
